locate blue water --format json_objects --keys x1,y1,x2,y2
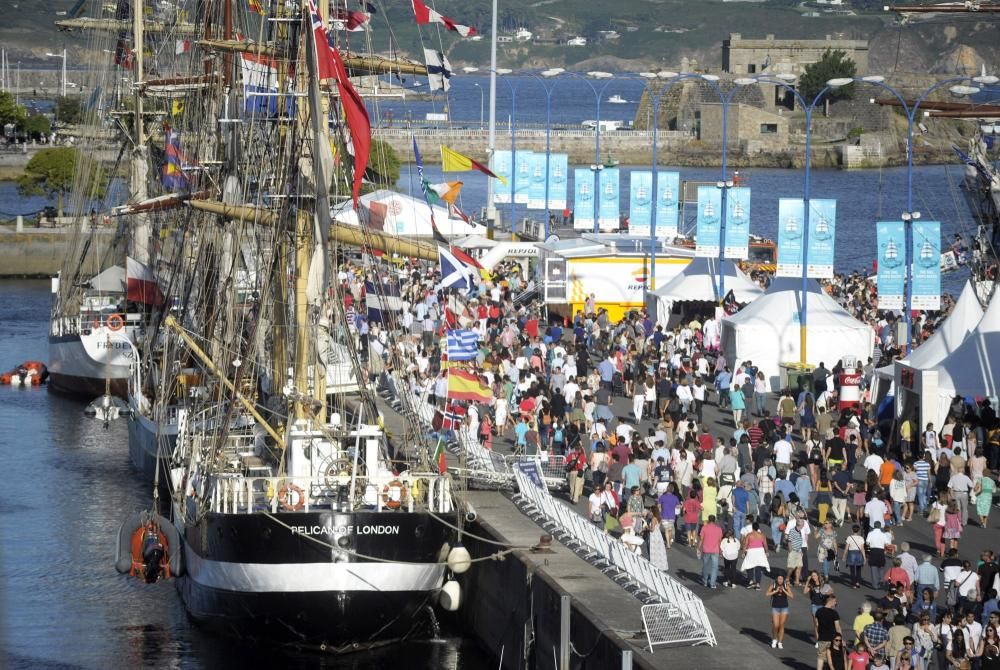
[{"x1": 0, "y1": 281, "x2": 490, "y2": 668}]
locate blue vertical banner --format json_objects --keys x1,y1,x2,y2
[
  {"x1": 513, "y1": 151, "x2": 532, "y2": 204},
  {"x1": 598, "y1": 167, "x2": 620, "y2": 231},
  {"x1": 548, "y1": 153, "x2": 568, "y2": 210},
  {"x1": 655, "y1": 171, "x2": 680, "y2": 240},
  {"x1": 911, "y1": 220, "x2": 941, "y2": 310},
  {"x1": 573, "y1": 167, "x2": 595, "y2": 230},
  {"x1": 492, "y1": 150, "x2": 512, "y2": 204},
  {"x1": 695, "y1": 186, "x2": 721, "y2": 258},
  {"x1": 806, "y1": 199, "x2": 837, "y2": 279},
  {"x1": 876, "y1": 221, "x2": 906, "y2": 310},
  {"x1": 526, "y1": 152, "x2": 547, "y2": 210},
  {"x1": 776, "y1": 198, "x2": 805, "y2": 277},
  {"x1": 723, "y1": 186, "x2": 751, "y2": 259},
  {"x1": 629, "y1": 170, "x2": 653, "y2": 237}
]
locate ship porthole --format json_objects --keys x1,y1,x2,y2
[{"x1": 337, "y1": 536, "x2": 351, "y2": 548}]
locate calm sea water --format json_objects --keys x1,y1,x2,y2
[{"x1": 0, "y1": 285, "x2": 489, "y2": 669}]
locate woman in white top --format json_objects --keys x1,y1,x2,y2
[
  {"x1": 930, "y1": 491, "x2": 949, "y2": 557},
  {"x1": 643, "y1": 376, "x2": 657, "y2": 421},
  {"x1": 753, "y1": 371, "x2": 770, "y2": 419},
  {"x1": 923, "y1": 422, "x2": 940, "y2": 457},
  {"x1": 632, "y1": 384, "x2": 645, "y2": 423},
  {"x1": 720, "y1": 530, "x2": 742, "y2": 588}
]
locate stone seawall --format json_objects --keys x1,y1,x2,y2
[{"x1": 0, "y1": 228, "x2": 114, "y2": 277}]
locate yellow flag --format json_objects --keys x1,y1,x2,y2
[
  {"x1": 440, "y1": 145, "x2": 507, "y2": 184},
  {"x1": 171, "y1": 100, "x2": 185, "y2": 116}
]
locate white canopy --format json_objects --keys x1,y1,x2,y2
[
  {"x1": 720, "y1": 277, "x2": 874, "y2": 381},
  {"x1": 331, "y1": 189, "x2": 487, "y2": 238},
  {"x1": 931, "y1": 288, "x2": 1000, "y2": 422},
  {"x1": 451, "y1": 234, "x2": 499, "y2": 249},
  {"x1": 652, "y1": 257, "x2": 763, "y2": 322},
  {"x1": 86, "y1": 265, "x2": 125, "y2": 293}
]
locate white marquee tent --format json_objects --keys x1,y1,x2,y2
[
  {"x1": 720, "y1": 277, "x2": 875, "y2": 383},
  {"x1": 331, "y1": 189, "x2": 487, "y2": 238},
  {"x1": 651, "y1": 257, "x2": 764, "y2": 325},
  {"x1": 930, "y1": 288, "x2": 1000, "y2": 425}
]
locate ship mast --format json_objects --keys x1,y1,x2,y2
[{"x1": 130, "y1": 0, "x2": 151, "y2": 265}]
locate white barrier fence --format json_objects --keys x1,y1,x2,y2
[{"x1": 512, "y1": 468, "x2": 717, "y2": 650}]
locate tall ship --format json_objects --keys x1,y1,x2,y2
[{"x1": 55, "y1": 0, "x2": 470, "y2": 652}]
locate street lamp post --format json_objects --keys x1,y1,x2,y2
[
  {"x1": 45, "y1": 49, "x2": 67, "y2": 98},
  {"x1": 473, "y1": 82, "x2": 484, "y2": 127},
  {"x1": 829, "y1": 73, "x2": 994, "y2": 353},
  {"x1": 644, "y1": 72, "x2": 752, "y2": 302},
  {"x1": 754, "y1": 74, "x2": 833, "y2": 365}
]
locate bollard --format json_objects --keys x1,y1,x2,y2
[
  {"x1": 622, "y1": 650, "x2": 633, "y2": 669},
  {"x1": 559, "y1": 594, "x2": 571, "y2": 670},
  {"x1": 16, "y1": 215, "x2": 23, "y2": 232}
]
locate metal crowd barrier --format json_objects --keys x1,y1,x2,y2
[{"x1": 512, "y1": 470, "x2": 717, "y2": 650}]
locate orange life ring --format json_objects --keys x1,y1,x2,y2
[
  {"x1": 382, "y1": 480, "x2": 407, "y2": 509},
  {"x1": 277, "y1": 483, "x2": 305, "y2": 511},
  {"x1": 107, "y1": 314, "x2": 125, "y2": 331}
]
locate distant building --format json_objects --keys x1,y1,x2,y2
[
  {"x1": 514, "y1": 28, "x2": 533, "y2": 42},
  {"x1": 722, "y1": 32, "x2": 869, "y2": 76},
  {"x1": 566, "y1": 36, "x2": 587, "y2": 46}
]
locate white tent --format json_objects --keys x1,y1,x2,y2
[
  {"x1": 652, "y1": 257, "x2": 763, "y2": 324},
  {"x1": 86, "y1": 265, "x2": 125, "y2": 293},
  {"x1": 720, "y1": 277, "x2": 875, "y2": 383},
  {"x1": 930, "y1": 288, "x2": 1000, "y2": 424},
  {"x1": 874, "y1": 280, "x2": 985, "y2": 383},
  {"x1": 331, "y1": 189, "x2": 487, "y2": 238},
  {"x1": 452, "y1": 234, "x2": 499, "y2": 249}
]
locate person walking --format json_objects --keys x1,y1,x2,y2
[
  {"x1": 949, "y1": 466, "x2": 974, "y2": 527},
  {"x1": 816, "y1": 520, "x2": 838, "y2": 580},
  {"x1": 564, "y1": 443, "x2": 587, "y2": 504},
  {"x1": 943, "y1": 500, "x2": 964, "y2": 553},
  {"x1": 975, "y1": 469, "x2": 995, "y2": 528},
  {"x1": 730, "y1": 383, "x2": 746, "y2": 427},
  {"x1": 721, "y1": 529, "x2": 742, "y2": 588},
  {"x1": 815, "y1": 593, "x2": 843, "y2": 670},
  {"x1": 842, "y1": 524, "x2": 867, "y2": 589},
  {"x1": 741, "y1": 521, "x2": 771, "y2": 590},
  {"x1": 825, "y1": 633, "x2": 849, "y2": 670},
  {"x1": 787, "y1": 517, "x2": 806, "y2": 586},
  {"x1": 768, "y1": 574, "x2": 794, "y2": 649},
  {"x1": 930, "y1": 491, "x2": 949, "y2": 557},
  {"x1": 753, "y1": 370, "x2": 769, "y2": 418},
  {"x1": 698, "y1": 514, "x2": 723, "y2": 589}
]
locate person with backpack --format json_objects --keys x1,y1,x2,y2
[{"x1": 564, "y1": 443, "x2": 587, "y2": 504}]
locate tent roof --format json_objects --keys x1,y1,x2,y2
[
  {"x1": 933, "y1": 288, "x2": 1000, "y2": 398},
  {"x1": 86, "y1": 265, "x2": 125, "y2": 293},
  {"x1": 724, "y1": 277, "x2": 864, "y2": 330},
  {"x1": 451, "y1": 234, "x2": 499, "y2": 249},
  {"x1": 651, "y1": 256, "x2": 763, "y2": 304},
  {"x1": 908, "y1": 280, "x2": 985, "y2": 370},
  {"x1": 330, "y1": 189, "x2": 487, "y2": 237}
]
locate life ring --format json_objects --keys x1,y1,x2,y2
[
  {"x1": 277, "y1": 483, "x2": 305, "y2": 511},
  {"x1": 382, "y1": 480, "x2": 407, "y2": 509},
  {"x1": 107, "y1": 314, "x2": 125, "y2": 331}
]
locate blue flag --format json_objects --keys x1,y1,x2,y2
[
  {"x1": 364, "y1": 279, "x2": 402, "y2": 323},
  {"x1": 446, "y1": 329, "x2": 479, "y2": 361}
]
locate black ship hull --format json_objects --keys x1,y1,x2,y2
[{"x1": 175, "y1": 508, "x2": 457, "y2": 651}]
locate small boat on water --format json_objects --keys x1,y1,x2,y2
[{"x1": 607, "y1": 94, "x2": 627, "y2": 104}]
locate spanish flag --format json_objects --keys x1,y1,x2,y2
[
  {"x1": 441, "y1": 145, "x2": 507, "y2": 184},
  {"x1": 447, "y1": 369, "x2": 492, "y2": 403}
]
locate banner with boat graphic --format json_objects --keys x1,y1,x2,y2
[
  {"x1": 655, "y1": 171, "x2": 680, "y2": 240},
  {"x1": 628, "y1": 170, "x2": 654, "y2": 236},
  {"x1": 911, "y1": 220, "x2": 941, "y2": 310},
  {"x1": 598, "y1": 167, "x2": 620, "y2": 231},
  {"x1": 573, "y1": 168, "x2": 595, "y2": 230},
  {"x1": 513, "y1": 151, "x2": 532, "y2": 204},
  {"x1": 492, "y1": 150, "x2": 512, "y2": 204},
  {"x1": 695, "y1": 186, "x2": 721, "y2": 258},
  {"x1": 806, "y1": 199, "x2": 836, "y2": 279},
  {"x1": 526, "y1": 152, "x2": 548, "y2": 210},
  {"x1": 547, "y1": 154, "x2": 568, "y2": 210},
  {"x1": 776, "y1": 198, "x2": 805, "y2": 277},
  {"x1": 723, "y1": 186, "x2": 751, "y2": 259},
  {"x1": 877, "y1": 221, "x2": 906, "y2": 310}
]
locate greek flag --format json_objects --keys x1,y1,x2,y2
[{"x1": 446, "y1": 329, "x2": 479, "y2": 361}]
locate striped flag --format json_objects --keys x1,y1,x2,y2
[
  {"x1": 364, "y1": 279, "x2": 402, "y2": 323},
  {"x1": 447, "y1": 329, "x2": 479, "y2": 361},
  {"x1": 411, "y1": 0, "x2": 476, "y2": 37},
  {"x1": 433, "y1": 438, "x2": 447, "y2": 474},
  {"x1": 162, "y1": 124, "x2": 188, "y2": 191},
  {"x1": 447, "y1": 369, "x2": 492, "y2": 403}
]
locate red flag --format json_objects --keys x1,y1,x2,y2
[
  {"x1": 329, "y1": 45, "x2": 371, "y2": 206},
  {"x1": 449, "y1": 245, "x2": 482, "y2": 270},
  {"x1": 308, "y1": 0, "x2": 337, "y2": 80},
  {"x1": 411, "y1": 0, "x2": 476, "y2": 37},
  {"x1": 362, "y1": 200, "x2": 387, "y2": 230}
]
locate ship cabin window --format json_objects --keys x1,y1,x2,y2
[{"x1": 759, "y1": 123, "x2": 778, "y2": 134}]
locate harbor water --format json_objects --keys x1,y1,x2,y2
[{"x1": 0, "y1": 280, "x2": 490, "y2": 668}]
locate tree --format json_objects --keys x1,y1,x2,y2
[
  {"x1": 798, "y1": 49, "x2": 856, "y2": 103},
  {"x1": 17, "y1": 147, "x2": 107, "y2": 218},
  {"x1": 365, "y1": 139, "x2": 400, "y2": 188},
  {"x1": 19, "y1": 114, "x2": 51, "y2": 140},
  {"x1": 55, "y1": 96, "x2": 83, "y2": 125},
  {"x1": 0, "y1": 91, "x2": 26, "y2": 128}
]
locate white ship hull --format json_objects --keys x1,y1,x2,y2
[{"x1": 47, "y1": 329, "x2": 134, "y2": 397}]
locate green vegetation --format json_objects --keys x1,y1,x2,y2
[
  {"x1": 20, "y1": 114, "x2": 51, "y2": 140},
  {"x1": 0, "y1": 91, "x2": 27, "y2": 127},
  {"x1": 55, "y1": 96, "x2": 83, "y2": 125},
  {"x1": 17, "y1": 147, "x2": 107, "y2": 217},
  {"x1": 366, "y1": 139, "x2": 401, "y2": 188},
  {"x1": 799, "y1": 49, "x2": 856, "y2": 103}
]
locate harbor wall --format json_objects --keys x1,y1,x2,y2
[
  {"x1": 455, "y1": 518, "x2": 654, "y2": 670},
  {"x1": 0, "y1": 228, "x2": 113, "y2": 277}
]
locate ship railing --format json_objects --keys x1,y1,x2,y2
[
  {"x1": 511, "y1": 469, "x2": 717, "y2": 649},
  {"x1": 207, "y1": 471, "x2": 445, "y2": 515}
]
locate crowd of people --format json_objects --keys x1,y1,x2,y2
[{"x1": 343, "y1": 252, "x2": 1000, "y2": 669}]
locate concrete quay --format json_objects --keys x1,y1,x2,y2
[{"x1": 0, "y1": 225, "x2": 113, "y2": 277}]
